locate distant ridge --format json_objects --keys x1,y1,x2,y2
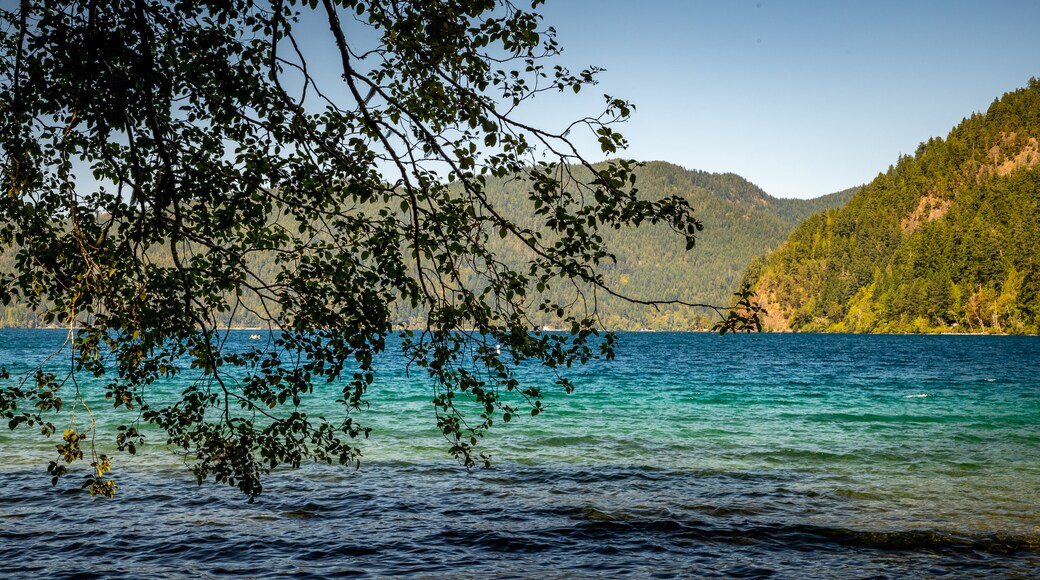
[
  {"x1": 0, "y1": 161, "x2": 856, "y2": 330},
  {"x1": 743, "y1": 78, "x2": 1040, "y2": 334}
]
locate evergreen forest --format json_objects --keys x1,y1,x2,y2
[{"x1": 744, "y1": 79, "x2": 1040, "y2": 334}]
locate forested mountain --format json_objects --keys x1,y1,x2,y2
[
  {"x1": 459, "y1": 161, "x2": 857, "y2": 329},
  {"x1": 744, "y1": 78, "x2": 1040, "y2": 334},
  {"x1": 0, "y1": 162, "x2": 855, "y2": 330}
]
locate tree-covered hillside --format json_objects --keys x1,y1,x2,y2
[
  {"x1": 485, "y1": 161, "x2": 857, "y2": 330},
  {"x1": 745, "y1": 79, "x2": 1040, "y2": 334},
  {"x1": 0, "y1": 162, "x2": 854, "y2": 330}
]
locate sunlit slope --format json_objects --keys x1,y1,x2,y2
[{"x1": 745, "y1": 79, "x2": 1040, "y2": 334}]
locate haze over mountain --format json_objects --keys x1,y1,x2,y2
[{"x1": 744, "y1": 79, "x2": 1040, "y2": 334}]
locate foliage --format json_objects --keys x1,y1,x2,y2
[
  {"x1": 0, "y1": 1, "x2": 761, "y2": 499},
  {"x1": 746, "y1": 79, "x2": 1040, "y2": 335}
]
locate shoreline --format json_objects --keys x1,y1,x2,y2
[{"x1": 0, "y1": 326, "x2": 1034, "y2": 337}]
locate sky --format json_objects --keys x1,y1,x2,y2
[{"x1": 521, "y1": 0, "x2": 1040, "y2": 199}]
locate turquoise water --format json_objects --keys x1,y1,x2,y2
[{"x1": 1, "y1": 330, "x2": 1039, "y2": 577}]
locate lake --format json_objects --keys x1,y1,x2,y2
[{"x1": 1, "y1": 330, "x2": 1038, "y2": 578}]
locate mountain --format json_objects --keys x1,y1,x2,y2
[
  {"x1": 743, "y1": 78, "x2": 1040, "y2": 334},
  {"x1": 496, "y1": 161, "x2": 858, "y2": 330},
  {"x1": 387, "y1": 160, "x2": 855, "y2": 330},
  {"x1": 0, "y1": 162, "x2": 855, "y2": 330}
]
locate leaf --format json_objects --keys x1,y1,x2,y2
[{"x1": 0, "y1": 0, "x2": 738, "y2": 502}]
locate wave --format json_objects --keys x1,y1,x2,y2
[
  {"x1": 2, "y1": 463, "x2": 1039, "y2": 579},
  {"x1": 540, "y1": 516, "x2": 1040, "y2": 557},
  {"x1": 806, "y1": 412, "x2": 967, "y2": 424}
]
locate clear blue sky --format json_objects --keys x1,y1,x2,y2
[{"x1": 527, "y1": 0, "x2": 1040, "y2": 199}]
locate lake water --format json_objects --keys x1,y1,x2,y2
[{"x1": 1, "y1": 330, "x2": 1038, "y2": 578}]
